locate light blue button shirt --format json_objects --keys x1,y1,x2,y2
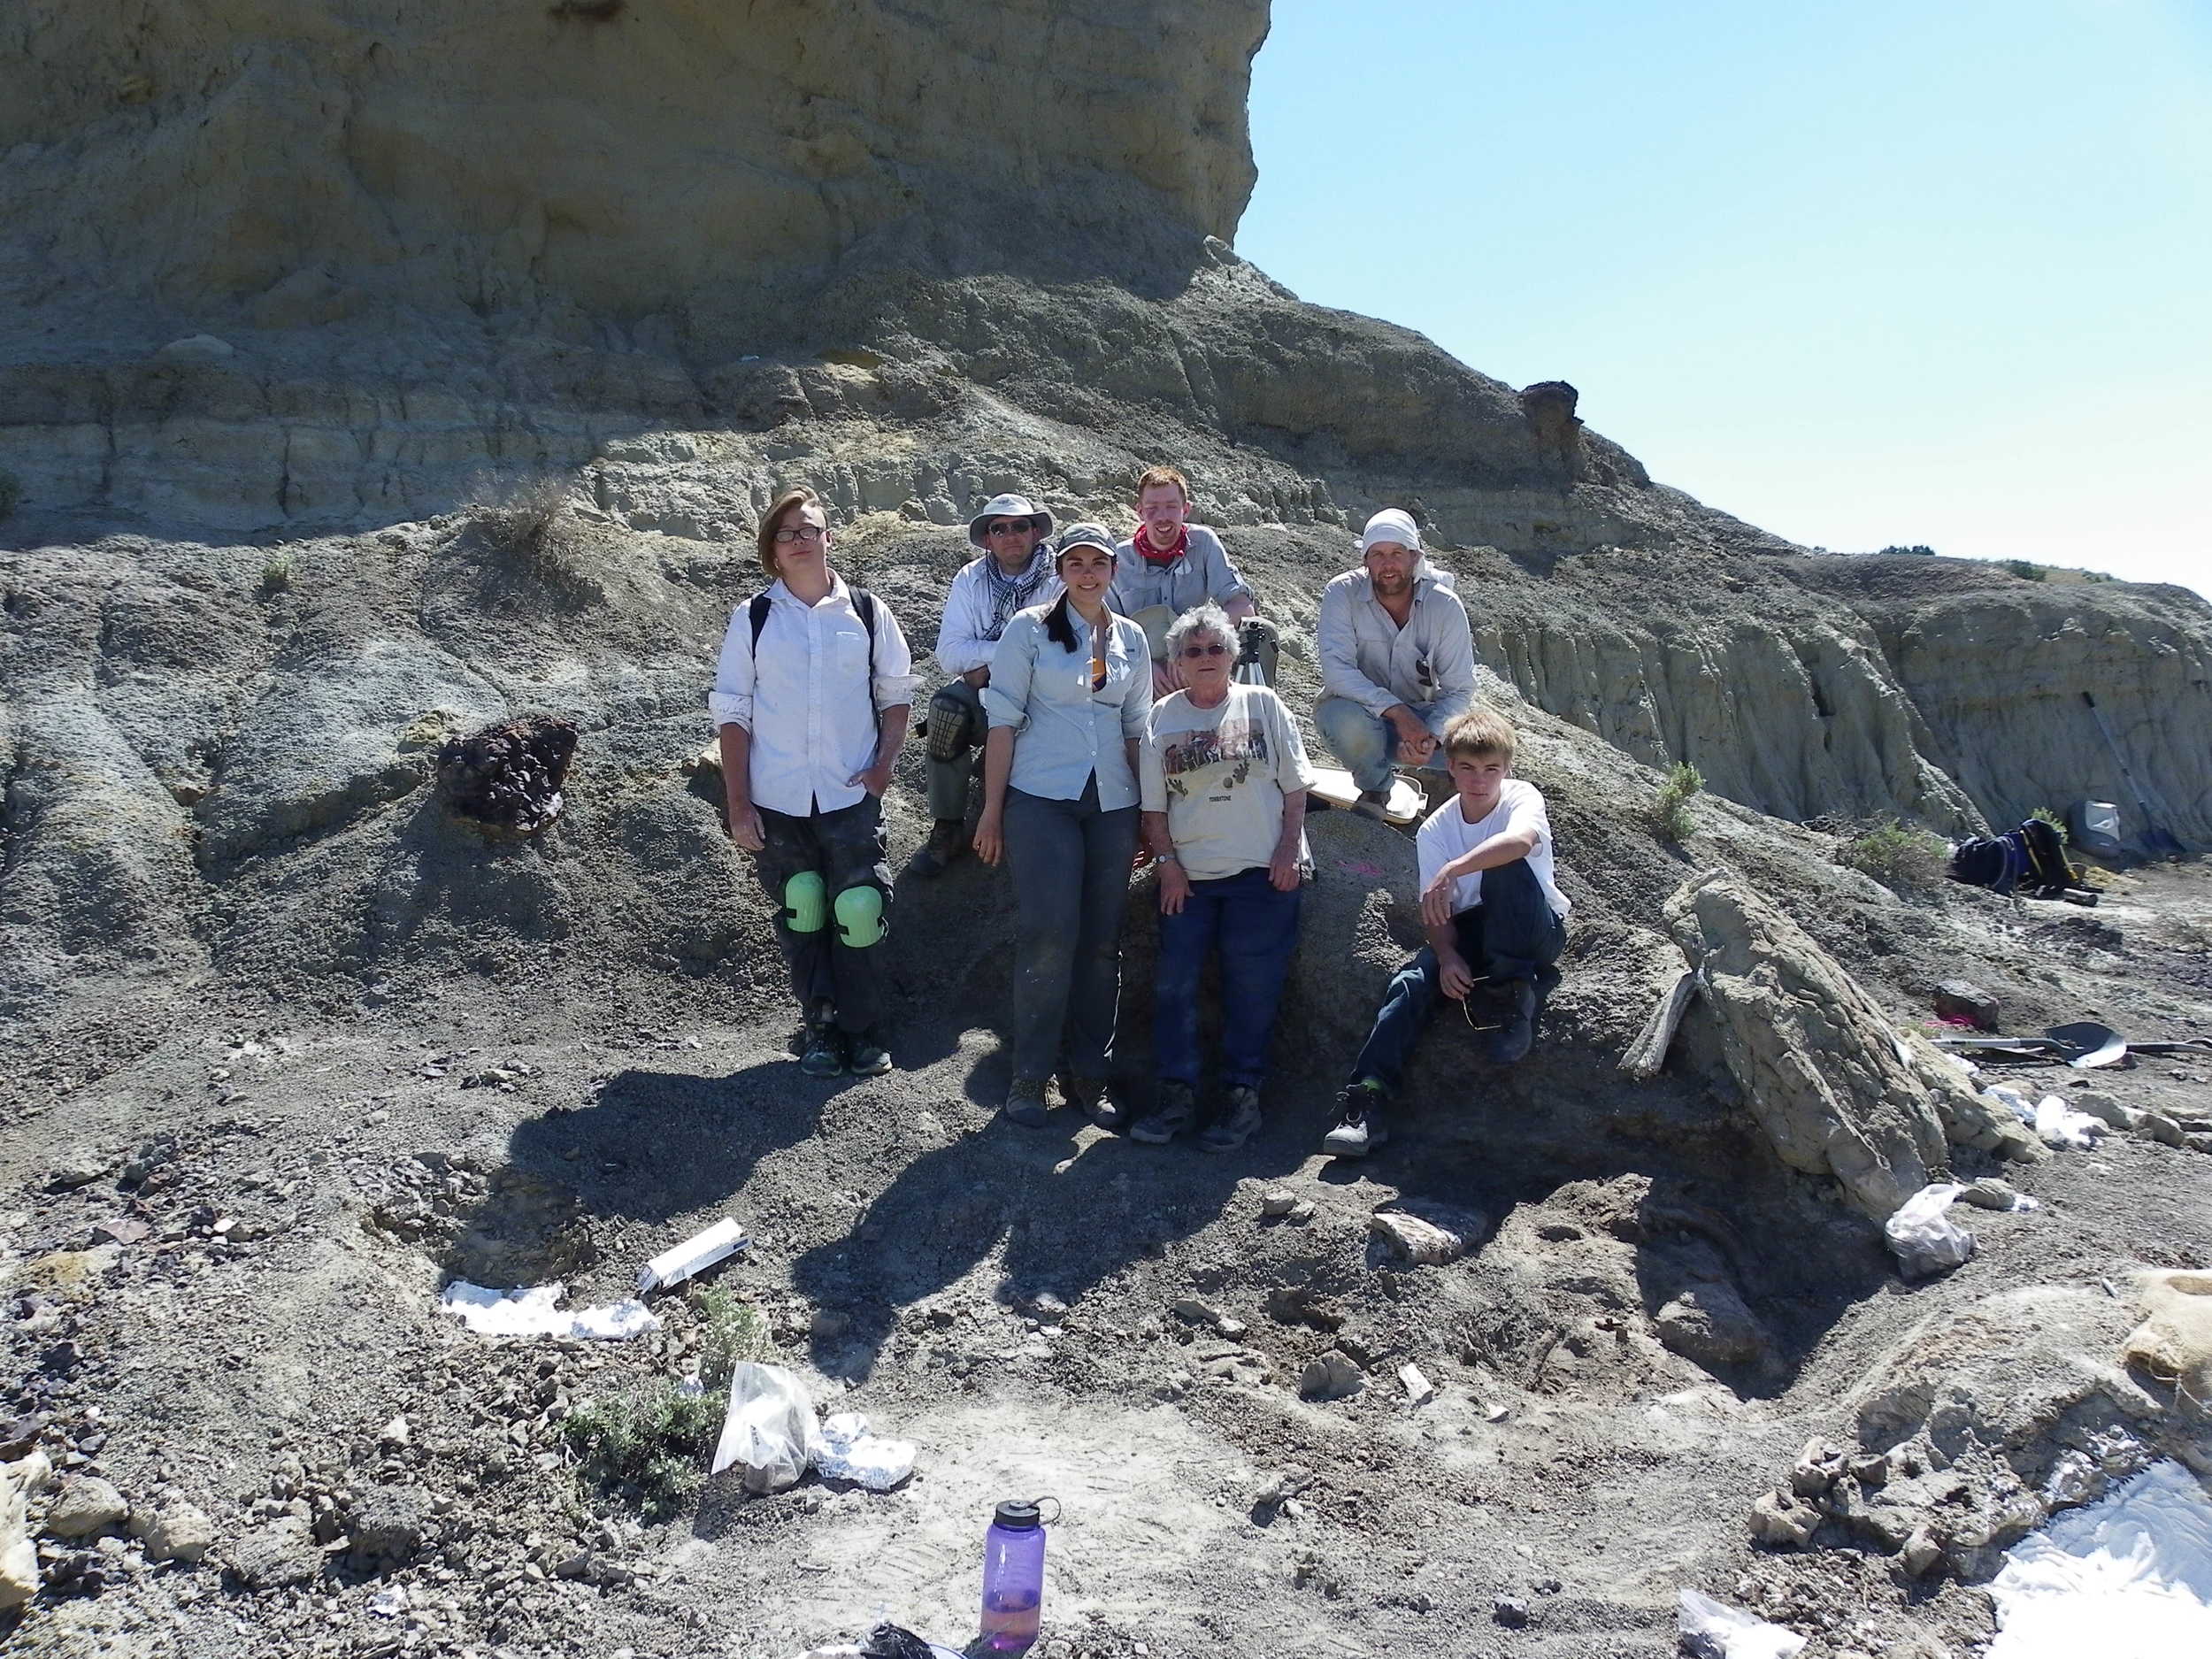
[{"x1": 983, "y1": 605, "x2": 1153, "y2": 807}]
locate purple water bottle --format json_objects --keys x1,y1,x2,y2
[{"x1": 978, "y1": 1496, "x2": 1055, "y2": 1654}]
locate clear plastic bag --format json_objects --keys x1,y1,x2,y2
[
  {"x1": 1885, "y1": 1182, "x2": 1977, "y2": 1278},
  {"x1": 710, "y1": 1363, "x2": 824, "y2": 1494}
]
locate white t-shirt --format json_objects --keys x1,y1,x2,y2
[
  {"x1": 1414, "y1": 778, "x2": 1571, "y2": 918},
  {"x1": 1139, "y1": 684, "x2": 1315, "y2": 881}
]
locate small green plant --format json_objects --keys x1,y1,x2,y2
[
  {"x1": 691, "y1": 1282, "x2": 776, "y2": 1391},
  {"x1": 2028, "y1": 805, "x2": 2068, "y2": 842},
  {"x1": 1652, "y1": 761, "x2": 1702, "y2": 841},
  {"x1": 259, "y1": 549, "x2": 296, "y2": 595},
  {"x1": 1840, "y1": 820, "x2": 1947, "y2": 891},
  {"x1": 559, "y1": 1380, "x2": 720, "y2": 1518},
  {"x1": 0, "y1": 471, "x2": 19, "y2": 522},
  {"x1": 2001, "y1": 557, "x2": 2048, "y2": 582}
]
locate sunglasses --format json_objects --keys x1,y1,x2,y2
[
  {"x1": 985, "y1": 521, "x2": 1033, "y2": 536},
  {"x1": 772, "y1": 523, "x2": 827, "y2": 544},
  {"x1": 1179, "y1": 641, "x2": 1228, "y2": 659}
]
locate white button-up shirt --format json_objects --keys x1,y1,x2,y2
[
  {"x1": 709, "y1": 575, "x2": 918, "y2": 818},
  {"x1": 934, "y1": 552, "x2": 1063, "y2": 677}
]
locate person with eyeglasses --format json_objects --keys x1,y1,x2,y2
[
  {"x1": 1110, "y1": 465, "x2": 1279, "y2": 697},
  {"x1": 910, "y1": 493, "x2": 1063, "y2": 876},
  {"x1": 971, "y1": 524, "x2": 1153, "y2": 1130},
  {"x1": 710, "y1": 487, "x2": 918, "y2": 1079},
  {"x1": 1131, "y1": 603, "x2": 1315, "y2": 1151}
]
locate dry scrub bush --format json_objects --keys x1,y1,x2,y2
[
  {"x1": 0, "y1": 471, "x2": 20, "y2": 522},
  {"x1": 1651, "y1": 761, "x2": 1702, "y2": 841},
  {"x1": 465, "y1": 472, "x2": 603, "y2": 603},
  {"x1": 1840, "y1": 821, "x2": 1947, "y2": 891}
]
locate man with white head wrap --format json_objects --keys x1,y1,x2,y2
[{"x1": 1313, "y1": 509, "x2": 1479, "y2": 819}]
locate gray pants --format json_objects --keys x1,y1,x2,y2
[
  {"x1": 1003, "y1": 778, "x2": 1140, "y2": 1081},
  {"x1": 925, "y1": 679, "x2": 986, "y2": 822},
  {"x1": 754, "y1": 796, "x2": 890, "y2": 1033}
]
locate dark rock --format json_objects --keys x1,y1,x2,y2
[
  {"x1": 347, "y1": 1484, "x2": 431, "y2": 1561},
  {"x1": 227, "y1": 1518, "x2": 321, "y2": 1589},
  {"x1": 1492, "y1": 1594, "x2": 1530, "y2": 1627},
  {"x1": 1933, "y1": 980, "x2": 2001, "y2": 1031}
]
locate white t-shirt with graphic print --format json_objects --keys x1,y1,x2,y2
[{"x1": 1139, "y1": 683, "x2": 1316, "y2": 881}]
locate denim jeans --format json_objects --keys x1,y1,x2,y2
[
  {"x1": 1153, "y1": 867, "x2": 1302, "y2": 1089},
  {"x1": 1347, "y1": 858, "x2": 1566, "y2": 1092},
  {"x1": 754, "y1": 795, "x2": 891, "y2": 1033},
  {"x1": 1314, "y1": 695, "x2": 1452, "y2": 794},
  {"x1": 1003, "y1": 777, "x2": 1141, "y2": 1080}
]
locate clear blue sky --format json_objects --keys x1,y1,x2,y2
[{"x1": 1237, "y1": 0, "x2": 2210, "y2": 595}]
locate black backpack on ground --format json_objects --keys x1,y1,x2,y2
[{"x1": 1948, "y1": 817, "x2": 2098, "y2": 904}]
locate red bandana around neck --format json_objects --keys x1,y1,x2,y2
[{"x1": 1138, "y1": 522, "x2": 1188, "y2": 567}]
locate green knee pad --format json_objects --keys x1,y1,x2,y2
[
  {"x1": 833, "y1": 883, "x2": 886, "y2": 949},
  {"x1": 782, "y1": 871, "x2": 826, "y2": 934}
]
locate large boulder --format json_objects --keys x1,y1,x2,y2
[{"x1": 1663, "y1": 870, "x2": 2035, "y2": 1221}]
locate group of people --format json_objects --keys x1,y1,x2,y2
[{"x1": 708, "y1": 469, "x2": 1571, "y2": 1157}]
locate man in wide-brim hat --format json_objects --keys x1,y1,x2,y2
[{"x1": 912, "y1": 492, "x2": 1064, "y2": 874}]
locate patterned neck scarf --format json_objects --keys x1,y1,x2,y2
[{"x1": 980, "y1": 547, "x2": 1052, "y2": 641}]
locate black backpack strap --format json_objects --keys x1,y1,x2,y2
[
  {"x1": 748, "y1": 591, "x2": 772, "y2": 650},
  {"x1": 853, "y1": 589, "x2": 881, "y2": 735}
]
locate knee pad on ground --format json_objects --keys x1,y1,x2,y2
[
  {"x1": 833, "y1": 882, "x2": 886, "y2": 948},
  {"x1": 781, "y1": 871, "x2": 827, "y2": 934}
]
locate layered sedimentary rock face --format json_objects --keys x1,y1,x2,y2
[{"x1": 4, "y1": 0, "x2": 1268, "y2": 332}]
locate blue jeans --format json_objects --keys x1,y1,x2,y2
[
  {"x1": 1314, "y1": 695, "x2": 1452, "y2": 794},
  {"x1": 1348, "y1": 859, "x2": 1566, "y2": 1093},
  {"x1": 1003, "y1": 778, "x2": 1141, "y2": 1080},
  {"x1": 1153, "y1": 868, "x2": 1303, "y2": 1089}
]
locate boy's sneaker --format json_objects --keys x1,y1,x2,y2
[
  {"x1": 1131, "y1": 1080, "x2": 1197, "y2": 1144},
  {"x1": 1062, "y1": 1074, "x2": 1130, "y2": 1133},
  {"x1": 847, "y1": 1029, "x2": 893, "y2": 1077},
  {"x1": 1321, "y1": 1079, "x2": 1390, "y2": 1157},
  {"x1": 1002, "y1": 1077, "x2": 1050, "y2": 1128},
  {"x1": 1196, "y1": 1085, "x2": 1263, "y2": 1154},
  {"x1": 799, "y1": 1022, "x2": 846, "y2": 1078},
  {"x1": 1488, "y1": 980, "x2": 1538, "y2": 1065}
]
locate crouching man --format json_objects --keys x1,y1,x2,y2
[
  {"x1": 711, "y1": 487, "x2": 918, "y2": 1079},
  {"x1": 1111, "y1": 465, "x2": 1278, "y2": 695},
  {"x1": 1314, "y1": 509, "x2": 1477, "y2": 819},
  {"x1": 912, "y1": 492, "x2": 1060, "y2": 875},
  {"x1": 1324, "y1": 709, "x2": 1570, "y2": 1157}
]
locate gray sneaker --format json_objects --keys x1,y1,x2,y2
[
  {"x1": 1321, "y1": 1079, "x2": 1390, "y2": 1157},
  {"x1": 1131, "y1": 1080, "x2": 1197, "y2": 1144},
  {"x1": 1062, "y1": 1074, "x2": 1131, "y2": 1133},
  {"x1": 1002, "y1": 1077, "x2": 1050, "y2": 1128},
  {"x1": 799, "y1": 1023, "x2": 846, "y2": 1079},
  {"x1": 1487, "y1": 980, "x2": 1538, "y2": 1065},
  {"x1": 846, "y1": 1028, "x2": 893, "y2": 1077},
  {"x1": 1196, "y1": 1085, "x2": 1263, "y2": 1154}
]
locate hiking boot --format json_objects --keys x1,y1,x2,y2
[
  {"x1": 1488, "y1": 980, "x2": 1538, "y2": 1065},
  {"x1": 846, "y1": 1028, "x2": 893, "y2": 1077},
  {"x1": 1350, "y1": 787, "x2": 1393, "y2": 823},
  {"x1": 799, "y1": 1023, "x2": 846, "y2": 1079},
  {"x1": 1002, "y1": 1077, "x2": 1050, "y2": 1128},
  {"x1": 911, "y1": 818, "x2": 968, "y2": 876},
  {"x1": 1062, "y1": 1074, "x2": 1130, "y2": 1133},
  {"x1": 1131, "y1": 1080, "x2": 1197, "y2": 1144},
  {"x1": 1196, "y1": 1085, "x2": 1263, "y2": 1154},
  {"x1": 1321, "y1": 1079, "x2": 1390, "y2": 1157}
]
